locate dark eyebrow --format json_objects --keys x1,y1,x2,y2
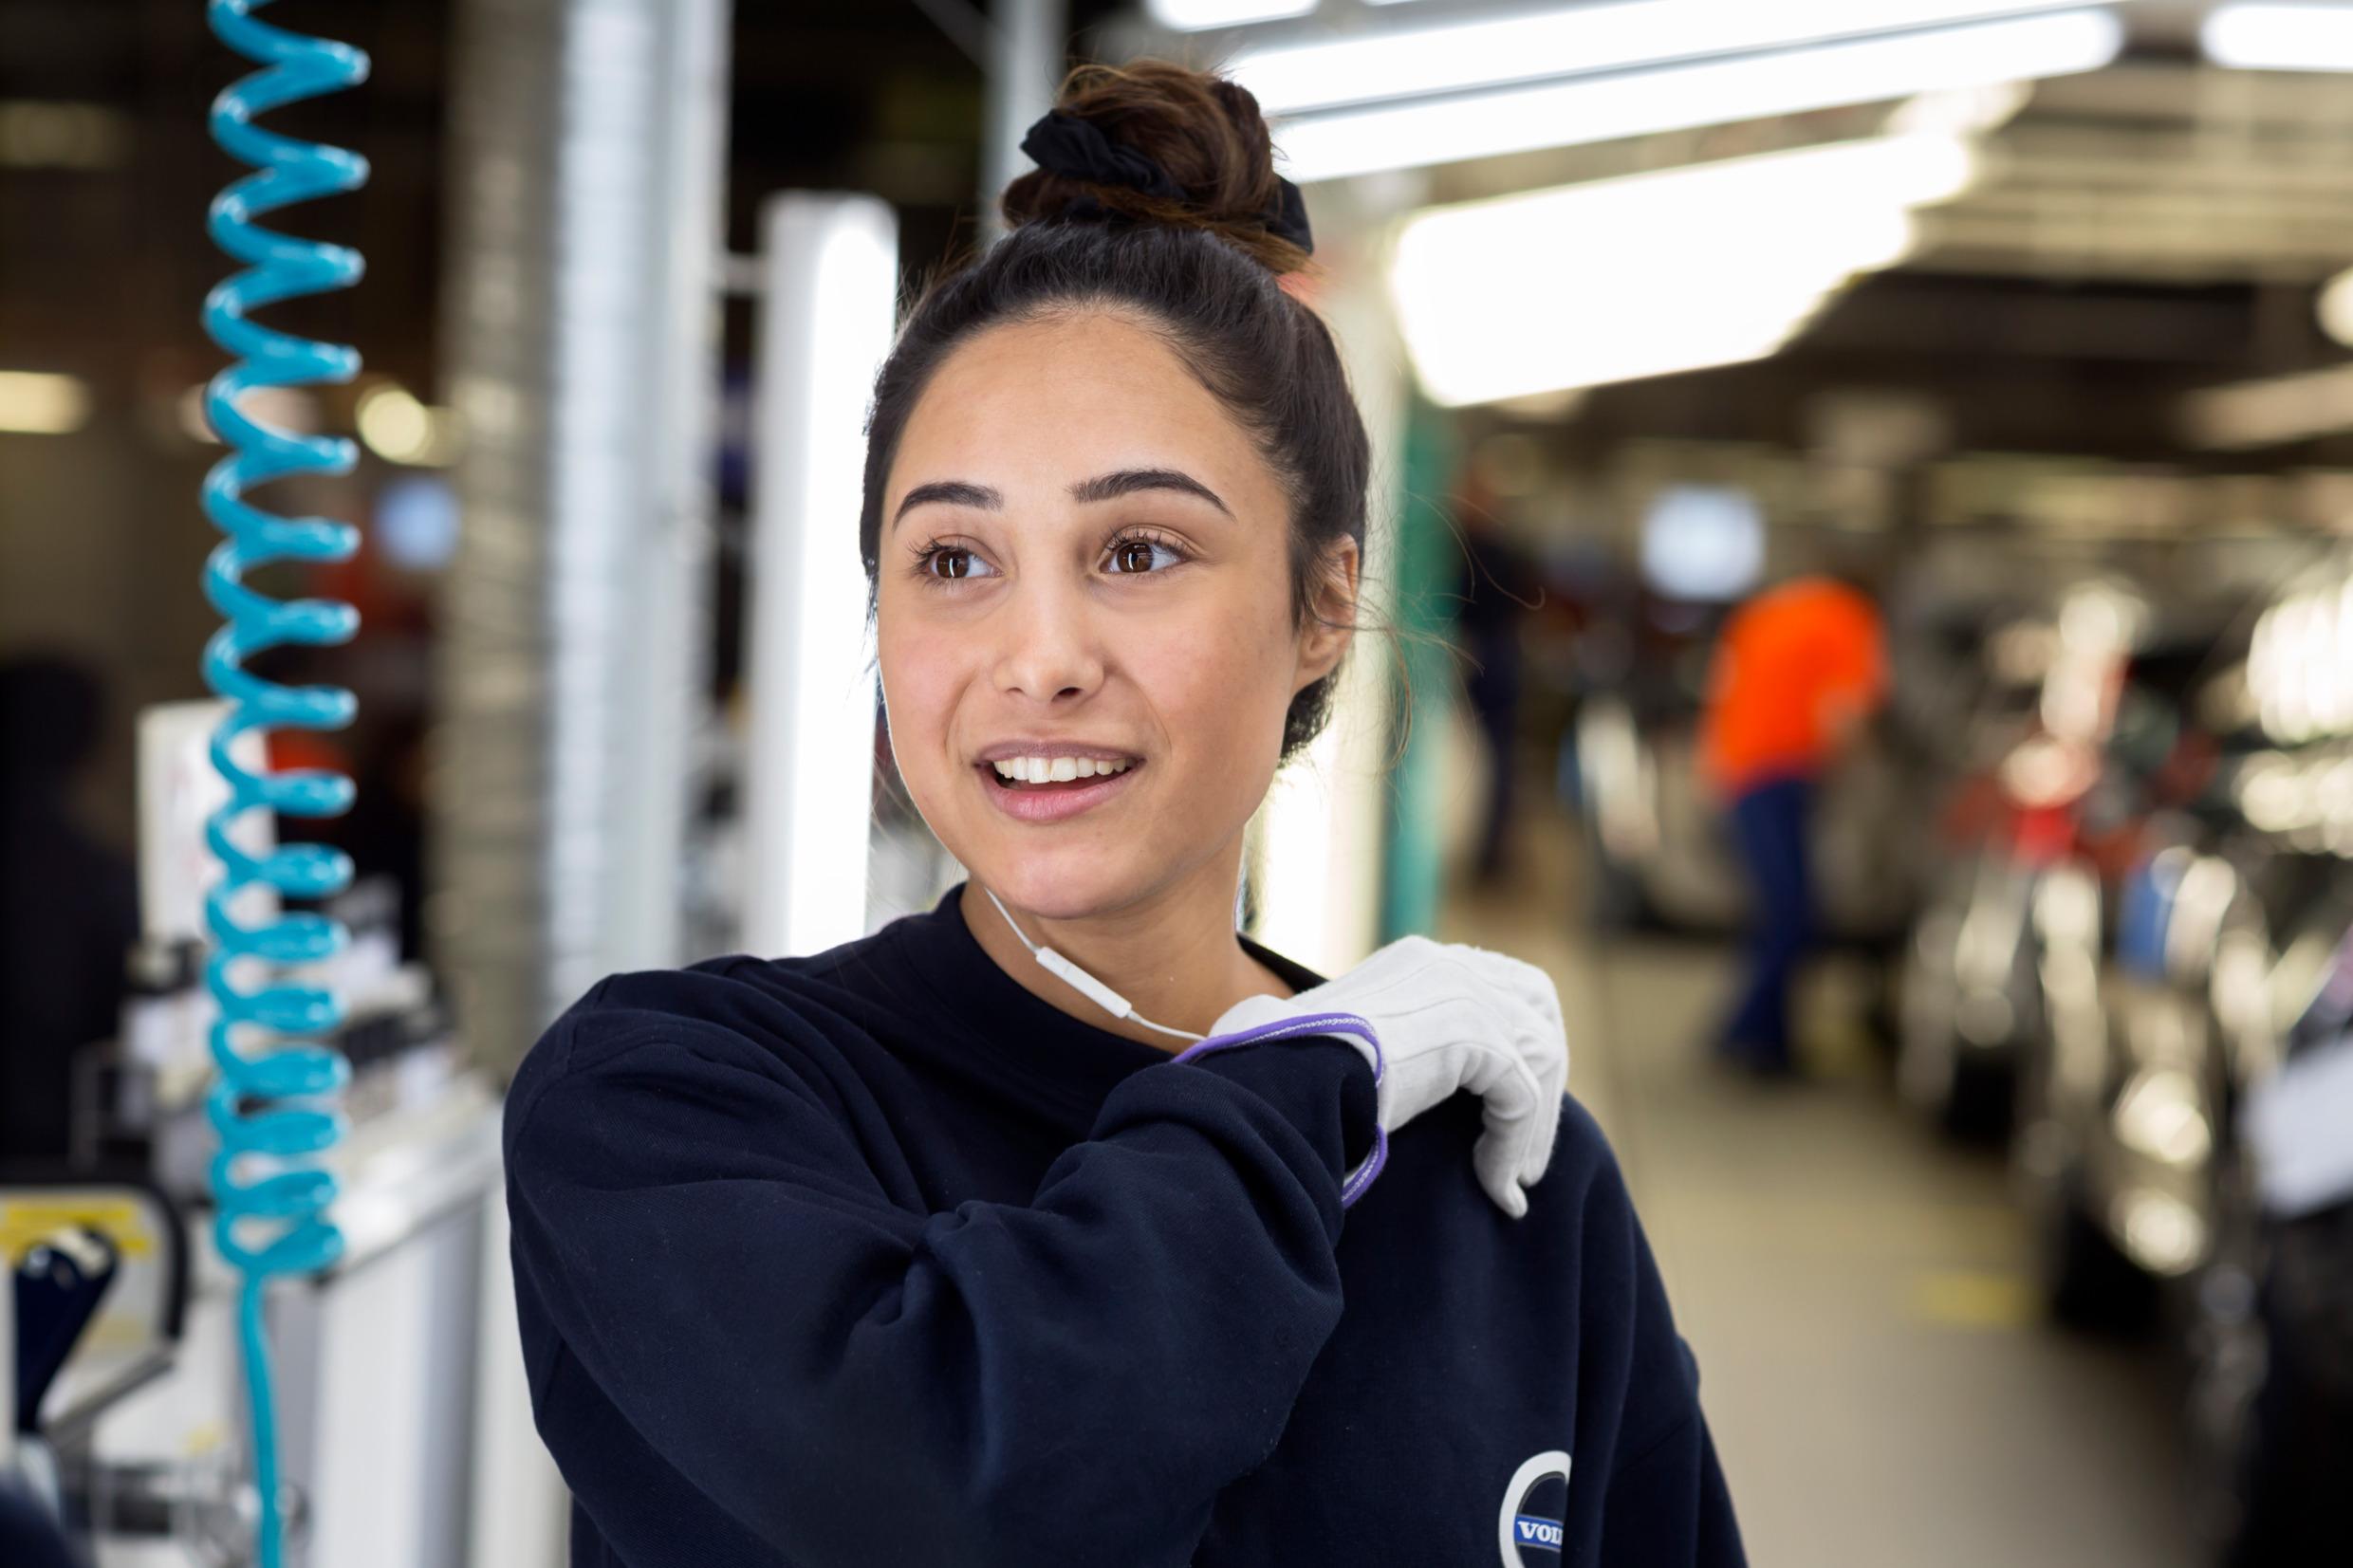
[
  {"x1": 893, "y1": 471, "x2": 1232, "y2": 530},
  {"x1": 1069, "y1": 468, "x2": 1232, "y2": 518},
  {"x1": 893, "y1": 480, "x2": 1002, "y2": 531}
]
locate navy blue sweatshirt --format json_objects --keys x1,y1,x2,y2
[{"x1": 504, "y1": 880, "x2": 1744, "y2": 1567}]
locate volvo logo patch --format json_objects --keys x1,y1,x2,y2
[{"x1": 1498, "y1": 1449, "x2": 1572, "y2": 1565}]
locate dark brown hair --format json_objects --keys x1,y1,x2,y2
[{"x1": 858, "y1": 59, "x2": 1377, "y2": 766}]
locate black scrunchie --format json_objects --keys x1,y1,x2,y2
[
  {"x1": 1019, "y1": 108, "x2": 1315, "y2": 256},
  {"x1": 1021, "y1": 110, "x2": 1185, "y2": 202}
]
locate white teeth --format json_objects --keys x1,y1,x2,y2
[{"x1": 990, "y1": 755, "x2": 1134, "y2": 782}]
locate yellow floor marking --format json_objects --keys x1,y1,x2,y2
[{"x1": 1906, "y1": 1269, "x2": 2040, "y2": 1331}]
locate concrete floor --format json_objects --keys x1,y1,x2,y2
[{"x1": 1436, "y1": 811, "x2": 2197, "y2": 1568}]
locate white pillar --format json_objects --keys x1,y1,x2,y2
[
  {"x1": 434, "y1": 0, "x2": 732, "y2": 1066},
  {"x1": 742, "y1": 194, "x2": 899, "y2": 960},
  {"x1": 1246, "y1": 186, "x2": 1415, "y2": 974},
  {"x1": 980, "y1": 0, "x2": 1069, "y2": 241}
]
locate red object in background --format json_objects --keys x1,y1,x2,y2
[
  {"x1": 312, "y1": 524, "x2": 431, "y2": 637},
  {"x1": 2011, "y1": 802, "x2": 2079, "y2": 867},
  {"x1": 268, "y1": 729, "x2": 349, "y2": 779}
]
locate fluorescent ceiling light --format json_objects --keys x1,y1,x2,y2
[
  {"x1": 2321, "y1": 267, "x2": 2353, "y2": 346},
  {"x1": 1275, "y1": 8, "x2": 2121, "y2": 182},
  {"x1": 1232, "y1": 0, "x2": 2119, "y2": 116},
  {"x1": 1388, "y1": 134, "x2": 1977, "y2": 406},
  {"x1": 2202, "y1": 3, "x2": 2353, "y2": 70},
  {"x1": 1884, "y1": 79, "x2": 2035, "y2": 137},
  {"x1": 0, "y1": 371, "x2": 91, "y2": 434},
  {"x1": 2179, "y1": 363, "x2": 2353, "y2": 450},
  {"x1": 1147, "y1": 0, "x2": 1315, "y2": 29}
]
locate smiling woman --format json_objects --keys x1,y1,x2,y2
[
  {"x1": 847, "y1": 59, "x2": 1389, "y2": 1042},
  {"x1": 502, "y1": 55, "x2": 1741, "y2": 1568},
  {"x1": 872, "y1": 297, "x2": 1349, "y2": 1031}
]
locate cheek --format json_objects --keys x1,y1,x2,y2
[
  {"x1": 876, "y1": 617, "x2": 962, "y2": 768},
  {"x1": 1139, "y1": 592, "x2": 1297, "y2": 768}
]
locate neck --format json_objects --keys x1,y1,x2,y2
[{"x1": 960, "y1": 854, "x2": 1294, "y2": 1052}]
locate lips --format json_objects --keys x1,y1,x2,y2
[{"x1": 974, "y1": 757, "x2": 1143, "y2": 824}]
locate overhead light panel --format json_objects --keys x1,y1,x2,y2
[
  {"x1": 2202, "y1": 3, "x2": 2353, "y2": 70},
  {"x1": 1147, "y1": 0, "x2": 1315, "y2": 29},
  {"x1": 0, "y1": 371, "x2": 92, "y2": 434},
  {"x1": 1388, "y1": 134, "x2": 1978, "y2": 406},
  {"x1": 1232, "y1": 0, "x2": 2117, "y2": 117},
  {"x1": 1273, "y1": 9, "x2": 2121, "y2": 182}
]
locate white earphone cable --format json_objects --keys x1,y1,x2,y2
[{"x1": 980, "y1": 882, "x2": 1208, "y2": 1042}]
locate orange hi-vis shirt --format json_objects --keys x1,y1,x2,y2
[{"x1": 1697, "y1": 576, "x2": 1888, "y2": 798}]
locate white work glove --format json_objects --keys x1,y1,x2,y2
[{"x1": 1201, "y1": 935, "x2": 1568, "y2": 1218}]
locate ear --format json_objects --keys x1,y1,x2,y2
[{"x1": 1292, "y1": 536, "x2": 1361, "y2": 693}]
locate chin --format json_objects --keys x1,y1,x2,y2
[{"x1": 969, "y1": 845, "x2": 1138, "y2": 920}]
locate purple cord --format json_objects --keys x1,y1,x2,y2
[{"x1": 1173, "y1": 1010, "x2": 1387, "y2": 1208}]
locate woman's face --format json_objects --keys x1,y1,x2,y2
[{"x1": 876, "y1": 308, "x2": 1355, "y2": 920}]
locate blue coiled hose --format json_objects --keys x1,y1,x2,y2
[{"x1": 198, "y1": 3, "x2": 368, "y2": 1562}]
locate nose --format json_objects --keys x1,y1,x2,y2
[{"x1": 991, "y1": 572, "x2": 1106, "y2": 704}]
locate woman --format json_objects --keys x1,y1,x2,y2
[{"x1": 505, "y1": 60, "x2": 1744, "y2": 1567}]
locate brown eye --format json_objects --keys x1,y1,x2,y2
[
  {"x1": 1107, "y1": 532, "x2": 1187, "y2": 575},
  {"x1": 925, "y1": 545, "x2": 988, "y2": 581}
]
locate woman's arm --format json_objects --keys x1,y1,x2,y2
[
  {"x1": 1581, "y1": 1137, "x2": 1748, "y2": 1566},
  {"x1": 503, "y1": 1003, "x2": 1375, "y2": 1568},
  {"x1": 1600, "y1": 1384, "x2": 1744, "y2": 1565}
]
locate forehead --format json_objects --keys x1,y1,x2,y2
[{"x1": 889, "y1": 309, "x2": 1273, "y2": 506}]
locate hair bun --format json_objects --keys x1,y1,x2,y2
[{"x1": 1002, "y1": 60, "x2": 1310, "y2": 273}]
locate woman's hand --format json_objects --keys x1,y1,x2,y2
[{"x1": 1206, "y1": 935, "x2": 1568, "y2": 1217}]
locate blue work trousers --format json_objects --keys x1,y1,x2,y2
[{"x1": 1721, "y1": 775, "x2": 1814, "y2": 1069}]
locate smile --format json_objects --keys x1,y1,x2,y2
[
  {"x1": 974, "y1": 757, "x2": 1143, "y2": 823},
  {"x1": 991, "y1": 754, "x2": 1133, "y2": 783}
]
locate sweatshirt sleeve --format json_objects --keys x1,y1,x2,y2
[
  {"x1": 1599, "y1": 1395, "x2": 1745, "y2": 1566},
  {"x1": 503, "y1": 1003, "x2": 1377, "y2": 1568},
  {"x1": 1584, "y1": 1133, "x2": 1748, "y2": 1568}
]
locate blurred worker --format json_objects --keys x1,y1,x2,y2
[
  {"x1": 1452, "y1": 484, "x2": 1539, "y2": 886},
  {"x1": 1697, "y1": 574, "x2": 1888, "y2": 1076},
  {"x1": 0, "y1": 656, "x2": 139, "y2": 1163}
]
